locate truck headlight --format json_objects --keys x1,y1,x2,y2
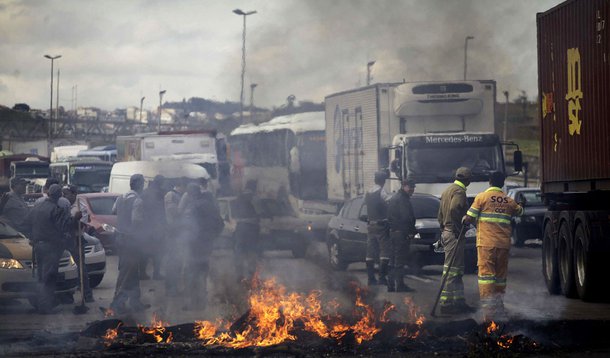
[
  {"x1": 0, "y1": 258, "x2": 24, "y2": 269},
  {"x1": 102, "y1": 223, "x2": 117, "y2": 233},
  {"x1": 413, "y1": 233, "x2": 421, "y2": 239}
]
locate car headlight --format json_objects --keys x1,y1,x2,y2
[
  {"x1": 102, "y1": 223, "x2": 117, "y2": 233},
  {"x1": 0, "y1": 258, "x2": 24, "y2": 269},
  {"x1": 69, "y1": 254, "x2": 76, "y2": 266},
  {"x1": 413, "y1": 232, "x2": 421, "y2": 239},
  {"x1": 465, "y1": 227, "x2": 477, "y2": 239},
  {"x1": 94, "y1": 242, "x2": 104, "y2": 253}
]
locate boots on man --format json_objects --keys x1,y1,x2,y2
[
  {"x1": 366, "y1": 260, "x2": 378, "y2": 286},
  {"x1": 394, "y1": 266, "x2": 415, "y2": 292},
  {"x1": 378, "y1": 260, "x2": 389, "y2": 285}
]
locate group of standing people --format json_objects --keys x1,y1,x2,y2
[
  {"x1": 109, "y1": 174, "x2": 224, "y2": 314},
  {"x1": 1, "y1": 177, "x2": 87, "y2": 314},
  {"x1": 365, "y1": 167, "x2": 523, "y2": 321}
]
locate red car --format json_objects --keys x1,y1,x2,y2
[{"x1": 76, "y1": 193, "x2": 119, "y2": 253}]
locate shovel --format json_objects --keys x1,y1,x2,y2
[
  {"x1": 73, "y1": 222, "x2": 89, "y2": 314},
  {"x1": 430, "y1": 223, "x2": 467, "y2": 317}
]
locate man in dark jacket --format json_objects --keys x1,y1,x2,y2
[
  {"x1": 140, "y1": 175, "x2": 166, "y2": 280},
  {"x1": 387, "y1": 178, "x2": 417, "y2": 292},
  {"x1": 25, "y1": 184, "x2": 80, "y2": 313},
  {"x1": 2, "y1": 177, "x2": 30, "y2": 233},
  {"x1": 364, "y1": 171, "x2": 390, "y2": 286},
  {"x1": 233, "y1": 180, "x2": 260, "y2": 283},
  {"x1": 110, "y1": 174, "x2": 149, "y2": 314},
  {"x1": 183, "y1": 179, "x2": 223, "y2": 310}
]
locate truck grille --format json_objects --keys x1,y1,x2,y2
[
  {"x1": 59, "y1": 256, "x2": 72, "y2": 268},
  {"x1": 84, "y1": 245, "x2": 94, "y2": 255}
]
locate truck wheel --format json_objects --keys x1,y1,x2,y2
[
  {"x1": 558, "y1": 221, "x2": 578, "y2": 298},
  {"x1": 89, "y1": 274, "x2": 104, "y2": 288},
  {"x1": 542, "y1": 220, "x2": 560, "y2": 294},
  {"x1": 327, "y1": 238, "x2": 348, "y2": 271},
  {"x1": 573, "y1": 221, "x2": 599, "y2": 301}
]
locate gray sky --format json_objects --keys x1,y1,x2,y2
[{"x1": 0, "y1": 0, "x2": 563, "y2": 112}]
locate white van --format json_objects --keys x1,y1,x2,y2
[{"x1": 108, "y1": 161, "x2": 210, "y2": 194}]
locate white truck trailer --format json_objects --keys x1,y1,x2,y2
[{"x1": 325, "y1": 80, "x2": 521, "y2": 201}]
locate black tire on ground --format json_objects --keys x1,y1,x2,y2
[
  {"x1": 89, "y1": 274, "x2": 104, "y2": 288},
  {"x1": 327, "y1": 238, "x2": 348, "y2": 271},
  {"x1": 512, "y1": 227, "x2": 525, "y2": 247},
  {"x1": 573, "y1": 221, "x2": 600, "y2": 301},
  {"x1": 558, "y1": 221, "x2": 578, "y2": 298},
  {"x1": 542, "y1": 220, "x2": 560, "y2": 294}
]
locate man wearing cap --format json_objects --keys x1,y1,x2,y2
[
  {"x1": 464, "y1": 171, "x2": 523, "y2": 321},
  {"x1": 1, "y1": 178, "x2": 30, "y2": 233},
  {"x1": 35, "y1": 177, "x2": 71, "y2": 213},
  {"x1": 364, "y1": 171, "x2": 391, "y2": 286},
  {"x1": 62, "y1": 184, "x2": 94, "y2": 302},
  {"x1": 24, "y1": 184, "x2": 81, "y2": 314},
  {"x1": 437, "y1": 167, "x2": 475, "y2": 314},
  {"x1": 386, "y1": 178, "x2": 417, "y2": 292},
  {"x1": 110, "y1": 174, "x2": 149, "y2": 313}
]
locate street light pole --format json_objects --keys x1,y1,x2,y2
[
  {"x1": 44, "y1": 54, "x2": 61, "y2": 154},
  {"x1": 140, "y1": 96, "x2": 145, "y2": 123},
  {"x1": 463, "y1": 36, "x2": 474, "y2": 80},
  {"x1": 158, "y1": 90, "x2": 166, "y2": 132},
  {"x1": 250, "y1": 83, "x2": 257, "y2": 122},
  {"x1": 366, "y1": 60, "x2": 375, "y2": 86},
  {"x1": 503, "y1": 90, "x2": 510, "y2": 143},
  {"x1": 233, "y1": 8, "x2": 257, "y2": 122}
]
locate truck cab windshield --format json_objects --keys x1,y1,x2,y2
[
  {"x1": 406, "y1": 145, "x2": 502, "y2": 183},
  {"x1": 70, "y1": 165, "x2": 112, "y2": 193}
]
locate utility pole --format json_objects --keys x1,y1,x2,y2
[
  {"x1": 44, "y1": 54, "x2": 61, "y2": 155},
  {"x1": 250, "y1": 83, "x2": 257, "y2": 122},
  {"x1": 158, "y1": 90, "x2": 166, "y2": 132},
  {"x1": 56, "y1": 68, "x2": 60, "y2": 129},
  {"x1": 463, "y1": 36, "x2": 474, "y2": 80},
  {"x1": 366, "y1": 60, "x2": 375, "y2": 86},
  {"x1": 233, "y1": 8, "x2": 257, "y2": 122},
  {"x1": 140, "y1": 96, "x2": 145, "y2": 123},
  {"x1": 503, "y1": 91, "x2": 509, "y2": 143}
]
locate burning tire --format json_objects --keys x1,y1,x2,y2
[
  {"x1": 542, "y1": 219, "x2": 560, "y2": 294},
  {"x1": 558, "y1": 219, "x2": 578, "y2": 298}
]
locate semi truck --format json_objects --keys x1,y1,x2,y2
[
  {"x1": 325, "y1": 80, "x2": 522, "y2": 202},
  {"x1": 228, "y1": 112, "x2": 336, "y2": 257},
  {"x1": 116, "y1": 131, "x2": 230, "y2": 194},
  {"x1": 0, "y1": 154, "x2": 50, "y2": 194},
  {"x1": 538, "y1": 0, "x2": 610, "y2": 301}
]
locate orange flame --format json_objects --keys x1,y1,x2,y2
[
  {"x1": 103, "y1": 323, "x2": 121, "y2": 346},
  {"x1": 398, "y1": 296, "x2": 426, "y2": 339},
  {"x1": 139, "y1": 313, "x2": 173, "y2": 343},
  {"x1": 486, "y1": 320, "x2": 499, "y2": 334},
  {"x1": 486, "y1": 320, "x2": 515, "y2": 349}
]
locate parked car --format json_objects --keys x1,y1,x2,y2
[
  {"x1": 0, "y1": 219, "x2": 78, "y2": 307},
  {"x1": 76, "y1": 193, "x2": 119, "y2": 253},
  {"x1": 507, "y1": 187, "x2": 546, "y2": 246},
  {"x1": 82, "y1": 232, "x2": 106, "y2": 288},
  {"x1": 326, "y1": 193, "x2": 477, "y2": 273}
]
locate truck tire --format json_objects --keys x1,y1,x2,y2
[
  {"x1": 573, "y1": 217, "x2": 601, "y2": 301},
  {"x1": 542, "y1": 220, "x2": 560, "y2": 294},
  {"x1": 327, "y1": 238, "x2": 348, "y2": 271},
  {"x1": 558, "y1": 220, "x2": 578, "y2": 298}
]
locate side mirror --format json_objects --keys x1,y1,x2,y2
[{"x1": 513, "y1": 150, "x2": 523, "y2": 173}]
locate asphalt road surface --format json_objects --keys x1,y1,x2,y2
[{"x1": 1, "y1": 238, "x2": 609, "y2": 355}]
